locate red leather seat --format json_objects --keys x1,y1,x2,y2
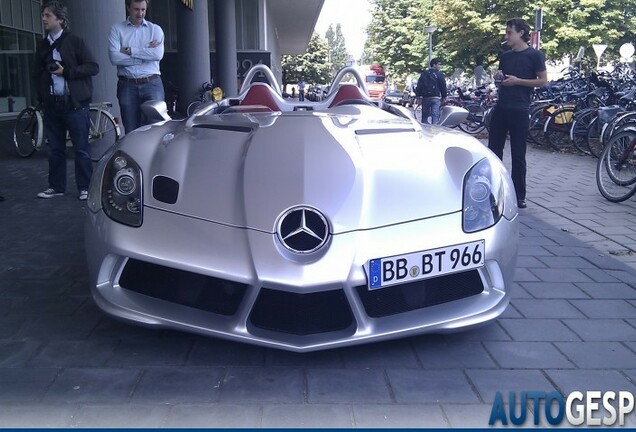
[
  {"x1": 240, "y1": 84, "x2": 281, "y2": 111},
  {"x1": 328, "y1": 85, "x2": 367, "y2": 108}
]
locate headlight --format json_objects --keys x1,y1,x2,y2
[
  {"x1": 100, "y1": 151, "x2": 143, "y2": 227},
  {"x1": 462, "y1": 158, "x2": 504, "y2": 233}
]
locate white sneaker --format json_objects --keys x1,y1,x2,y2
[
  {"x1": 37, "y1": 188, "x2": 64, "y2": 199},
  {"x1": 79, "y1": 190, "x2": 88, "y2": 201}
]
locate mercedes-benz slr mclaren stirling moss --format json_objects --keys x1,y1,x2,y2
[{"x1": 84, "y1": 65, "x2": 519, "y2": 352}]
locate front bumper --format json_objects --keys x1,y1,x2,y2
[{"x1": 85, "y1": 207, "x2": 518, "y2": 352}]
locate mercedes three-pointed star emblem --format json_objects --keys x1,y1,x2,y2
[{"x1": 276, "y1": 206, "x2": 329, "y2": 254}]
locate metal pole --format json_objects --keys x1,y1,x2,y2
[{"x1": 428, "y1": 33, "x2": 433, "y2": 65}]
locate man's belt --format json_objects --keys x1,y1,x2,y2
[{"x1": 118, "y1": 74, "x2": 160, "y2": 84}]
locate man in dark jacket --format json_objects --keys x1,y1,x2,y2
[
  {"x1": 416, "y1": 58, "x2": 447, "y2": 124},
  {"x1": 34, "y1": 1, "x2": 98, "y2": 200}
]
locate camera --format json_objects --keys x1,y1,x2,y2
[{"x1": 46, "y1": 61, "x2": 62, "y2": 73}]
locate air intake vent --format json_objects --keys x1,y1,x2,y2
[{"x1": 152, "y1": 176, "x2": 179, "y2": 204}]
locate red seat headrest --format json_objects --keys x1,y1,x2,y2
[{"x1": 240, "y1": 84, "x2": 280, "y2": 111}]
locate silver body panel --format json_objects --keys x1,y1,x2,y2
[{"x1": 85, "y1": 102, "x2": 518, "y2": 352}]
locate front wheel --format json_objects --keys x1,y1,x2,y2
[
  {"x1": 596, "y1": 131, "x2": 636, "y2": 202},
  {"x1": 88, "y1": 108, "x2": 120, "y2": 162},
  {"x1": 14, "y1": 107, "x2": 42, "y2": 158},
  {"x1": 458, "y1": 103, "x2": 486, "y2": 134}
]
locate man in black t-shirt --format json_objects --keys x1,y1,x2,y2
[{"x1": 488, "y1": 18, "x2": 547, "y2": 209}]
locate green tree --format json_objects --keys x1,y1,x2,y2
[
  {"x1": 364, "y1": 0, "x2": 636, "y2": 83},
  {"x1": 325, "y1": 24, "x2": 348, "y2": 76},
  {"x1": 282, "y1": 33, "x2": 331, "y2": 90}
]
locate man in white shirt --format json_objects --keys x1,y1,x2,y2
[{"x1": 108, "y1": 0, "x2": 164, "y2": 134}]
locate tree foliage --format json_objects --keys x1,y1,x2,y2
[
  {"x1": 281, "y1": 33, "x2": 332, "y2": 88},
  {"x1": 325, "y1": 24, "x2": 348, "y2": 76},
  {"x1": 364, "y1": 0, "x2": 636, "y2": 85}
]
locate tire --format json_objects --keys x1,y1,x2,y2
[
  {"x1": 88, "y1": 108, "x2": 120, "y2": 162},
  {"x1": 604, "y1": 129, "x2": 636, "y2": 186},
  {"x1": 601, "y1": 112, "x2": 636, "y2": 148},
  {"x1": 413, "y1": 103, "x2": 422, "y2": 122},
  {"x1": 14, "y1": 107, "x2": 42, "y2": 158},
  {"x1": 587, "y1": 116, "x2": 604, "y2": 158},
  {"x1": 596, "y1": 136, "x2": 636, "y2": 202},
  {"x1": 544, "y1": 107, "x2": 575, "y2": 151},
  {"x1": 569, "y1": 108, "x2": 596, "y2": 154},
  {"x1": 527, "y1": 104, "x2": 550, "y2": 146},
  {"x1": 458, "y1": 103, "x2": 486, "y2": 134}
]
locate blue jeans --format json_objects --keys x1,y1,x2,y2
[
  {"x1": 117, "y1": 78, "x2": 165, "y2": 134},
  {"x1": 421, "y1": 97, "x2": 441, "y2": 124},
  {"x1": 43, "y1": 100, "x2": 92, "y2": 193}
]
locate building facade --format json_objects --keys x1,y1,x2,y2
[{"x1": 0, "y1": 0, "x2": 323, "y2": 124}]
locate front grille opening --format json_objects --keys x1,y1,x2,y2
[
  {"x1": 356, "y1": 270, "x2": 484, "y2": 318},
  {"x1": 249, "y1": 288, "x2": 354, "y2": 335},
  {"x1": 119, "y1": 259, "x2": 247, "y2": 316}
]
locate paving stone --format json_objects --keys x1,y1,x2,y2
[
  {"x1": 520, "y1": 282, "x2": 588, "y2": 299},
  {"x1": 221, "y1": 367, "x2": 305, "y2": 404},
  {"x1": 562, "y1": 319, "x2": 636, "y2": 342},
  {"x1": 536, "y1": 256, "x2": 596, "y2": 269},
  {"x1": 132, "y1": 367, "x2": 225, "y2": 403},
  {"x1": 528, "y1": 268, "x2": 594, "y2": 283},
  {"x1": 72, "y1": 404, "x2": 170, "y2": 428},
  {"x1": 263, "y1": 404, "x2": 353, "y2": 428},
  {"x1": 265, "y1": 347, "x2": 344, "y2": 368},
  {"x1": 0, "y1": 340, "x2": 41, "y2": 367},
  {"x1": 569, "y1": 300, "x2": 636, "y2": 319},
  {"x1": 412, "y1": 339, "x2": 496, "y2": 368},
  {"x1": 164, "y1": 404, "x2": 261, "y2": 428},
  {"x1": 387, "y1": 369, "x2": 479, "y2": 403},
  {"x1": 575, "y1": 282, "x2": 636, "y2": 298},
  {"x1": 105, "y1": 337, "x2": 192, "y2": 367},
  {"x1": 341, "y1": 339, "x2": 420, "y2": 368},
  {"x1": 0, "y1": 368, "x2": 59, "y2": 403},
  {"x1": 42, "y1": 367, "x2": 141, "y2": 404},
  {"x1": 306, "y1": 368, "x2": 391, "y2": 403},
  {"x1": 544, "y1": 369, "x2": 636, "y2": 394},
  {"x1": 466, "y1": 369, "x2": 557, "y2": 403},
  {"x1": 0, "y1": 404, "x2": 77, "y2": 427},
  {"x1": 352, "y1": 404, "x2": 448, "y2": 428},
  {"x1": 555, "y1": 342, "x2": 636, "y2": 369},
  {"x1": 187, "y1": 338, "x2": 266, "y2": 367},
  {"x1": 499, "y1": 319, "x2": 580, "y2": 342},
  {"x1": 441, "y1": 403, "x2": 499, "y2": 428},
  {"x1": 28, "y1": 340, "x2": 116, "y2": 367},
  {"x1": 512, "y1": 299, "x2": 586, "y2": 319},
  {"x1": 484, "y1": 341, "x2": 575, "y2": 369}
]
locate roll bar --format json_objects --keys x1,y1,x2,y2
[{"x1": 239, "y1": 64, "x2": 283, "y2": 97}]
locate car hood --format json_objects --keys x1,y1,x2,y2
[{"x1": 131, "y1": 106, "x2": 487, "y2": 234}]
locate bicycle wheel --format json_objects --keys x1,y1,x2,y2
[
  {"x1": 89, "y1": 108, "x2": 120, "y2": 162},
  {"x1": 458, "y1": 103, "x2": 486, "y2": 134},
  {"x1": 569, "y1": 108, "x2": 596, "y2": 154},
  {"x1": 527, "y1": 105, "x2": 550, "y2": 146},
  {"x1": 596, "y1": 138, "x2": 636, "y2": 202},
  {"x1": 187, "y1": 101, "x2": 202, "y2": 116},
  {"x1": 587, "y1": 117, "x2": 604, "y2": 158},
  {"x1": 544, "y1": 107, "x2": 575, "y2": 151},
  {"x1": 413, "y1": 102, "x2": 422, "y2": 123},
  {"x1": 604, "y1": 129, "x2": 636, "y2": 186},
  {"x1": 14, "y1": 107, "x2": 42, "y2": 158}
]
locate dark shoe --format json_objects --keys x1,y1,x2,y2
[
  {"x1": 517, "y1": 200, "x2": 527, "y2": 209},
  {"x1": 37, "y1": 188, "x2": 64, "y2": 199}
]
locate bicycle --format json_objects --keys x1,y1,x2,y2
[
  {"x1": 14, "y1": 101, "x2": 121, "y2": 162},
  {"x1": 186, "y1": 82, "x2": 213, "y2": 116},
  {"x1": 596, "y1": 128, "x2": 636, "y2": 202}
]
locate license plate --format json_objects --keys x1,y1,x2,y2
[{"x1": 367, "y1": 240, "x2": 485, "y2": 290}]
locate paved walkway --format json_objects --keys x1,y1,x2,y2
[{"x1": 0, "y1": 135, "x2": 635, "y2": 428}]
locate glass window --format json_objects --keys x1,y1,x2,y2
[
  {"x1": 236, "y1": 0, "x2": 258, "y2": 50},
  {"x1": 10, "y1": 0, "x2": 22, "y2": 28},
  {"x1": 21, "y1": 0, "x2": 31, "y2": 31},
  {"x1": 1, "y1": 0, "x2": 12, "y2": 26},
  {"x1": 32, "y1": 0, "x2": 41, "y2": 34}
]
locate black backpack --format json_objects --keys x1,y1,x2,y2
[{"x1": 416, "y1": 69, "x2": 440, "y2": 98}]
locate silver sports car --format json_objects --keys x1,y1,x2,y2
[{"x1": 84, "y1": 65, "x2": 519, "y2": 352}]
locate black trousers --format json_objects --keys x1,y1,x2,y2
[{"x1": 488, "y1": 106, "x2": 529, "y2": 201}]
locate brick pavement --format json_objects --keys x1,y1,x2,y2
[{"x1": 1, "y1": 129, "x2": 636, "y2": 428}]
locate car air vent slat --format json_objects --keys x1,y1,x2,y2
[{"x1": 152, "y1": 176, "x2": 179, "y2": 204}]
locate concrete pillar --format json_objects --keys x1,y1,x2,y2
[
  {"x1": 65, "y1": 0, "x2": 124, "y2": 120},
  {"x1": 215, "y1": 0, "x2": 238, "y2": 96},
  {"x1": 176, "y1": 0, "x2": 211, "y2": 111}
]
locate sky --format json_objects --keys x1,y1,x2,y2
[{"x1": 314, "y1": 0, "x2": 373, "y2": 60}]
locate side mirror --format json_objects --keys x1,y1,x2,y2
[
  {"x1": 141, "y1": 100, "x2": 171, "y2": 123},
  {"x1": 439, "y1": 105, "x2": 469, "y2": 127}
]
